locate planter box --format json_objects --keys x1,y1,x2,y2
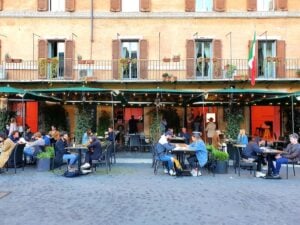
[
  {"x1": 214, "y1": 160, "x2": 228, "y2": 174},
  {"x1": 37, "y1": 158, "x2": 51, "y2": 172},
  {"x1": 162, "y1": 58, "x2": 171, "y2": 63},
  {"x1": 172, "y1": 56, "x2": 180, "y2": 62}
]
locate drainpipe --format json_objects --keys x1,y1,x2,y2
[{"x1": 90, "y1": 0, "x2": 94, "y2": 59}]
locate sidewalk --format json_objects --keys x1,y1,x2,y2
[{"x1": 0, "y1": 161, "x2": 300, "y2": 225}]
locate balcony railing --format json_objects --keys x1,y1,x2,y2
[{"x1": 0, "y1": 58, "x2": 299, "y2": 82}]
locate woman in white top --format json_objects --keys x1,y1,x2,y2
[{"x1": 205, "y1": 117, "x2": 216, "y2": 144}]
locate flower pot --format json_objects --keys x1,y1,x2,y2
[
  {"x1": 37, "y1": 158, "x2": 51, "y2": 172},
  {"x1": 86, "y1": 60, "x2": 95, "y2": 64},
  {"x1": 78, "y1": 60, "x2": 87, "y2": 64},
  {"x1": 214, "y1": 160, "x2": 228, "y2": 174},
  {"x1": 163, "y1": 58, "x2": 171, "y2": 63},
  {"x1": 172, "y1": 56, "x2": 180, "y2": 62}
]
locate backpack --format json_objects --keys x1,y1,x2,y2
[{"x1": 63, "y1": 170, "x2": 80, "y2": 178}]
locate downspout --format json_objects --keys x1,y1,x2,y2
[{"x1": 90, "y1": 0, "x2": 94, "y2": 59}]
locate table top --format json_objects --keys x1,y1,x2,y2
[
  {"x1": 262, "y1": 149, "x2": 283, "y2": 154},
  {"x1": 172, "y1": 143, "x2": 195, "y2": 153},
  {"x1": 233, "y1": 144, "x2": 247, "y2": 148},
  {"x1": 65, "y1": 145, "x2": 88, "y2": 150}
]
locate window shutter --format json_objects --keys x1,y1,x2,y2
[
  {"x1": 37, "y1": 0, "x2": 48, "y2": 11},
  {"x1": 112, "y1": 39, "x2": 120, "y2": 79},
  {"x1": 38, "y1": 39, "x2": 48, "y2": 79},
  {"x1": 276, "y1": 0, "x2": 288, "y2": 11},
  {"x1": 65, "y1": 40, "x2": 74, "y2": 80},
  {"x1": 214, "y1": 0, "x2": 226, "y2": 12},
  {"x1": 65, "y1": 0, "x2": 75, "y2": 12},
  {"x1": 139, "y1": 39, "x2": 148, "y2": 79},
  {"x1": 247, "y1": 0, "x2": 257, "y2": 11},
  {"x1": 0, "y1": 40, "x2": 2, "y2": 62},
  {"x1": 248, "y1": 40, "x2": 258, "y2": 79},
  {"x1": 186, "y1": 39, "x2": 195, "y2": 79},
  {"x1": 213, "y1": 39, "x2": 222, "y2": 78},
  {"x1": 111, "y1": 0, "x2": 121, "y2": 12},
  {"x1": 140, "y1": 0, "x2": 151, "y2": 12},
  {"x1": 0, "y1": 0, "x2": 3, "y2": 11},
  {"x1": 185, "y1": 0, "x2": 195, "y2": 12},
  {"x1": 276, "y1": 40, "x2": 286, "y2": 78}
]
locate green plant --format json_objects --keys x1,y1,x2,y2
[
  {"x1": 50, "y1": 57, "x2": 58, "y2": 78},
  {"x1": 225, "y1": 64, "x2": 237, "y2": 78},
  {"x1": 0, "y1": 109, "x2": 16, "y2": 132},
  {"x1": 296, "y1": 69, "x2": 300, "y2": 76},
  {"x1": 5, "y1": 53, "x2": 10, "y2": 60},
  {"x1": 162, "y1": 72, "x2": 169, "y2": 78},
  {"x1": 37, "y1": 146, "x2": 54, "y2": 159},
  {"x1": 225, "y1": 109, "x2": 244, "y2": 139},
  {"x1": 206, "y1": 144, "x2": 229, "y2": 161},
  {"x1": 97, "y1": 110, "x2": 111, "y2": 136},
  {"x1": 75, "y1": 105, "x2": 94, "y2": 144},
  {"x1": 149, "y1": 111, "x2": 161, "y2": 142}
]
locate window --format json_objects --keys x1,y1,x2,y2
[
  {"x1": 258, "y1": 40, "x2": 276, "y2": 78},
  {"x1": 122, "y1": 0, "x2": 139, "y2": 12},
  {"x1": 121, "y1": 41, "x2": 138, "y2": 79},
  {"x1": 47, "y1": 41, "x2": 65, "y2": 78},
  {"x1": 257, "y1": 0, "x2": 274, "y2": 11},
  {"x1": 195, "y1": 40, "x2": 212, "y2": 78},
  {"x1": 49, "y1": 0, "x2": 65, "y2": 12},
  {"x1": 196, "y1": 0, "x2": 213, "y2": 12}
]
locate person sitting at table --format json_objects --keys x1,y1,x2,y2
[
  {"x1": 24, "y1": 125, "x2": 33, "y2": 142},
  {"x1": 212, "y1": 130, "x2": 222, "y2": 149},
  {"x1": 178, "y1": 127, "x2": 191, "y2": 144},
  {"x1": 81, "y1": 136, "x2": 103, "y2": 173},
  {"x1": 54, "y1": 132, "x2": 78, "y2": 171},
  {"x1": 269, "y1": 133, "x2": 300, "y2": 178},
  {"x1": 243, "y1": 137, "x2": 266, "y2": 178},
  {"x1": 82, "y1": 128, "x2": 92, "y2": 145},
  {"x1": 187, "y1": 133, "x2": 208, "y2": 177},
  {"x1": 23, "y1": 132, "x2": 46, "y2": 160},
  {"x1": 49, "y1": 125, "x2": 60, "y2": 144},
  {"x1": 0, "y1": 132, "x2": 16, "y2": 174},
  {"x1": 237, "y1": 129, "x2": 248, "y2": 145},
  {"x1": 9, "y1": 130, "x2": 20, "y2": 143},
  {"x1": 156, "y1": 131, "x2": 182, "y2": 176}
]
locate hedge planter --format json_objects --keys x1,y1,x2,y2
[
  {"x1": 37, "y1": 158, "x2": 51, "y2": 172},
  {"x1": 214, "y1": 160, "x2": 228, "y2": 174}
]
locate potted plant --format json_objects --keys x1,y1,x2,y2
[
  {"x1": 5, "y1": 53, "x2": 13, "y2": 63},
  {"x1": 207, "y1": 145, "x2": 229, "y2": 174},
  {"x1": 296, "y1": 69, "x2": 300, "y2": 77},
  {"x1": 36, "y1": 146, "x2": 54, "y2": 172},
  {"x1": 225, "y1": 64, "x2": 237, "y2": 78},
  {"x1": 162, "y1": 57, "x2": 171, "y2": 63},
  {"x1": 172, "y1": 55, "x2": 180, "y2": 62},
  {"x1": 162, "y1": 72, "x2": 170, "y2": 81}
]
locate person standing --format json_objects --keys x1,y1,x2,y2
[
  {"x1": 178, "y1": 127, "x2": 191, "y2": 144},
  {"x1": 128, "y1": 115, "x2": 138, "y2": 134},
  {"x1": 205, "y1": 117, "x2": 216, "y2": 144}
]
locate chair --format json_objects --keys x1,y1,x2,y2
[
  {"x1": 129, "y1": 134, "x2": 140, "y2": 151},
  {"x1": 234, "y1": 147, "x2": 257, "y2": 177},
  {"x1": 202, "y1": 152, "x2": 216, "y2": 176},
  {"x1": 91, "y1": 143, "x2": 112, "y2": 174},
  {"x1": 6, "y1": 143, "x2": 26, "y2": 173},
  {"x1": 286, "y1": 160, "x2": 297, "y2": 179},
  {"x1": 139, "y1": 135, "x2": 152, "y2": 152},
  {"x1": 153, "y1": 143, "x2": 166, "y2": 175}
]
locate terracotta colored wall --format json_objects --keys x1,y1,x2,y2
[{"x1": 26, "y1": 102, "x2": 38, "y2": 132}]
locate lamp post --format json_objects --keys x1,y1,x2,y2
[{"x1": 32, "y1": 33, "x2": 41, "y2": 62}]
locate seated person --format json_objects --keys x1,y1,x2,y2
[
  {"x1": 41, "y1": 131, "x2": 51, "y2": 146},
  {"x1": 243, "y1": 137, "x2": 266, "y2": 177},
  {"x1": 49, "y1": 125, "x2": 60, "y2": 143},
  {"x1": 156, "y1": 131, "x2": 182, "y2": 176},
  {"x1": 187, "y1": 133, "x2": 208, "y2": 176},
  {"x1": 269, "y1": 133, "x2": 300, "y2": 178},
  {"x1": 9, "y1": 130, "x2": 20, "y2": 143},
  {"x1": 212, "y1": 130, "x2": 227, "y2": 151},
  {"x1": 81, "y1": 136, "x2": 102, "y2": 173},
  {"x1": 237, "y1": 129, "x2": 248, "y2": 145},
  {"x1": 82, "y1": 128, "x2": 92, "y2": 145},
  {"x1": 24, "y1": 126, "x2": 33, "y2": 142},
  {"x1": 0, "y1": 132, "x2": 16, "y2": 174},
  {"x1": 23, "y1": 132, "x2": 46, "y2": 159},
  {"x1": 54, "y1": 132, "x2": 78, "y2": 171},
  {"x1": 178, "y1": 127, "x2": 191, "y2": 144}
]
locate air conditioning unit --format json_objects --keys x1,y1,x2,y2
[
  {"x1": 78, "y1": 69, "x2": 93, "y2": 79},
  {"x1": 0, "y1": 67, "x2": 7, "y2": 80}
]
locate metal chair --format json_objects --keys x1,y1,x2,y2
[
  {"x1": 91, "y1": 143, "x2": 112, "y2": 174},
  {"x1": 286, "y1": 160, "x2": 297, "y2": 179},
  {"x1": 129, "y1": 134, "x2": 140, "y2": 151},
  {"x1": 6, "y1": 143, "x2": 26, "y2": 173},
  {"x1": 235, "y1": 147, "x2": 257, "y2": 176}
]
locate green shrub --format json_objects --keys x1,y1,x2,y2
[
  {"x1": 37, "y1": 146, "x2": 54, "y2": 159},
  {"x1": 212, "y1": 149, "x2": 229, "y2": 161}
]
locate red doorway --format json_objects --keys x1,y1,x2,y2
[{"x1": 251, "y1": 106, "x2": 280, "y2": 140}]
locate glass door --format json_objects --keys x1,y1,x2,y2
[
  {"x1": 121, "y1": 41, "x2": 138, "y2": 79},
  {"x1": 258, "y1": 41, "x2": 276, "y2": 78},
  {"x1": 195, "y1": 40, "x2": 212, "y2": 79},
  {"x1": 48, "y1": 41, "x2": 65, "y2": 78}
]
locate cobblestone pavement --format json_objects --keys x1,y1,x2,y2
[{"x1": 0, "y1": 164, "x2": 300, "y2": 225}]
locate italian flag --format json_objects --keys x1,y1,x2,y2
[{"x1": 248, "y1": 32, "x2": 256, "y2": 86}]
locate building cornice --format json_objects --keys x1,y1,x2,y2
[{"x1": 0, "y1": 11, "x2": 300, "y2": 19}]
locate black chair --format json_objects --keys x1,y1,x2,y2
[
  {"x1": 202, "y1": 152, "x2": 216, "y2": 176},
  {"x1": 153, "y1": 143, "x2": 166, "y2": 175},
  {"x1": 235, "y1": 148, "x2": 257, "y2": 177},
  {"x1": 139, "y1": 135, "x2": 152, "y2": 152},
  {"x1": 92, "y1": 143, "x2": 112, "y2": 174},
  {"x1": 129, "y1": 134, "x2": 140, "y2": 151},
  {"x1": 6, "y1": 143, "x2": 26, "y2": 173},
  {"x1": 286, "y1": 160, "x2": 297, "y2": 179}
]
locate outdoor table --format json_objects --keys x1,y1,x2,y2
[
  {"x1": 172, "y1": 144, "x2": 196, "y2": 170},
  {"x1": 65, "y1": 145, "x2": 88, "y2": 173},
  {"x1": 261, "y1": 148, "x2": 283, "y2": 178}
]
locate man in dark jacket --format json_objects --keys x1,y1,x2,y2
[
  {"x1": 55, "y1": 132, "x2": 78, "y2": 171},
  {"x1": 271, "y1": 133, "x2": 300, "y2": 178},
  {"x1": 243, "y1": 137, "x2": 266, "y2": 177},
  {"x1": 81, "y1": 136, "x2": 102, "y2": 173}
]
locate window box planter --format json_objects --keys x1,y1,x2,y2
[
  {"x1": 172, "y1": 56, "x2": 180, "y2": 62},
  {"x1": 163, "y1": 57, "x2": 171, "y2": 63},
  {"x1": 5, "y1": 58, "x2": 22, "y2": 63},
  {"x1": 78, "y1": 60, "x2": 87, "y2": 64},
  {"x1": 86, "y1": 60, "x2": 95, "y2": 64}
]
